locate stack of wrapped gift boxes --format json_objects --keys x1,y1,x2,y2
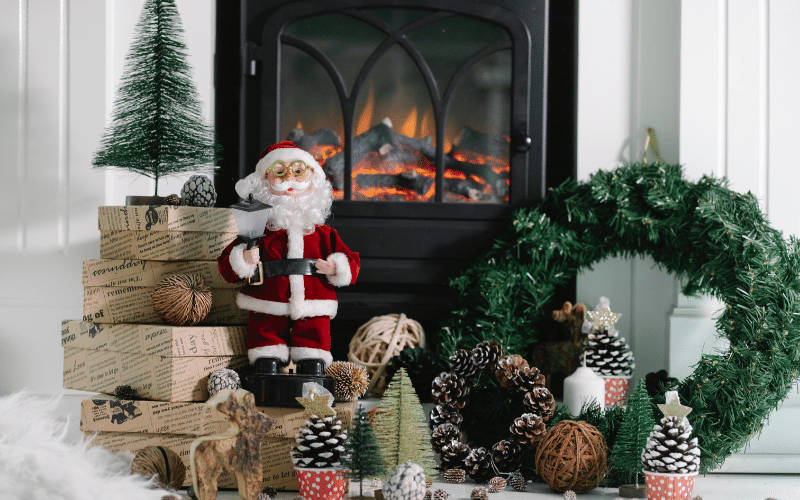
[{"x1": 62, "y1": 205, "x2": 353, "y2": 490}]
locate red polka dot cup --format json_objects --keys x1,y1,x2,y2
[
  {"x1": 296, "y1": 467, "x2": 349, "y2": 500},
  {"x1": 601, "y1": 375, "x2": 631, "y2": 406},
  {"x1": 644, "y1": 471, "x2": 698, "y2": 500}
]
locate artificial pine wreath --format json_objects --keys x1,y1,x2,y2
[{"x1": 435, "y1": 163, "x2": 800, "y2": 472}]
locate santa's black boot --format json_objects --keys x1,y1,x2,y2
[{"x1": 296, "y1": 358, "x2": 326, "y2": 376}]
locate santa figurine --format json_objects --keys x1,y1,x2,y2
[{"x1": 218, "y1": 141, "x2": 359, "y2": 376}]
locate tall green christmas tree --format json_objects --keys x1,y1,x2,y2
[
  {"x1": 341, "y1": 405, "x2": 386, "y2": 499},
  {"x1": 93, "y1": 0, "x2": 217, "y2": 195},
  {"x1": 373, "y1": 368, "x2": 438, "y2": 481},
  {"x1": 608, "y1": 379, "x2": 656, "y2": 487}
]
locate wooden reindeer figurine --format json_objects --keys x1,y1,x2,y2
[{"x1": 190, "y1": 388, "x2": 274, "y2": 500}]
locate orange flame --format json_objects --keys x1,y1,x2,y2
[
  {"x1": 355, "y1": 86, "x2": 375, "y2": 136},
  {"x1": 400, "y1": 107, "x2": 418, "y2": 138}
]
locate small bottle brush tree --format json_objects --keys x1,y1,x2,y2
[
  {"x1": 608, "y1": 379, "x2": 655, "y2": 487},
  {"x1": 92, "y1": 0, "x2": 217, "y2": 196},
  {"x1": 341, "y1": 404, "x2": 386, "y2": 499},
  {"x1": 373, "y1": 368, "x2": 438, "y2": 482}
]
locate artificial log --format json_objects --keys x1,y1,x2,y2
[
  {"x1": 286, "y1": 127, "x2": 341, "y2": 152},
  {"x1": 450, "y1": 126, "x2": 509, "y2": 160},
  {"x1": 354, "y1": 172, "x2": 435, "y2": 196}
]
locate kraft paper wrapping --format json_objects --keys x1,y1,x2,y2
[
  {"x1": 99, "y1": 230, "x2": 238, "y2": 261},
  {"x1": 98, "y1": 206, "x2": 238, "y2": 233},
  {"x1": 83, "y1": 259, "x2": 238, "y2": 288},
  {"x1": 63, "y1": 347, "x2": 248, "y2": 401},
  {"x1": 82, "y1": 285, "x2": 247, "y2": 325}
]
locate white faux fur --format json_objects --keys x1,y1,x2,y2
[
  {"x1": 248, "y1": 344, "x2": 290, "y2": 365},
  {"x1": 237, "y1": 292, "x2": 338, "y2": 320},
  {"x1": 291, "y1": 346, "x2": 333, "y2": 367},
  {"x1": 325, "y1": 252, "x2": 352, "y2": 287},
  {"x1": 229, "y1": 243, "x2": 258, "y2": 279},
  {"x1": 0, "y1": 392, "x2": 175, "y2": 500}
]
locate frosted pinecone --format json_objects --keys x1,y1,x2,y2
[
  {"x1": 207, "y1": 368, "x2": 241, "y2": 398},
  {"x1": 492, "y1": 439, "x2": 523, "y2": 472},
  {"x1": 472, "y1": 340, "x2": 504, "y2": 372},
  {"x1": 510, "y1": 365, "x2": 546, "y2": 394},
  {"x1": 180, "y1": 175, "x2": 217, "y2": 207},
  {"x1": 443, "y1": 468, "x2": 466, "y2": 484},
  {"x1": 430, "y1": 403, "x2": 463, "y2": 429},
  {"x1": 449, "y1": 349, "x2": 478, "y2": 380},
  {"x1": 433, "y1": 489, "x2": 449, "y2": 500},
  {"x1": 494, "y1": 354, "x2": 529, "y2": 388},
  {"x1": 507, "y1": 472, "x2": 526, "y2": 492},
  {"x1": 431, "y1": 372, "x2": 470, "y2": 409},
  {"x1": 384, "y1": 462, "x2": 426, "y2": 500},
  {"x1": 464, "y1": 447, "x2": 494, "y2": 483},
  {"x1": 290, "y1": 415, "x2": 347, "y2": 468},
  {"x1": 439, "y1": 441, "x2": 470, "y2": 470},
  {"x1": 583, "y1": 328, "x2": 634, "y2": 376},
  {"x1": 509, "y1": 413, "x2": 546, "y2": 448},
  {"x1": 488, "y1": 476, "x2": 506, "y2": 493},
  {"x1": 431, "y1": 423, "x2": 462, "y2": 453},
  {"x1": 470, "y1": 487, "x2": 488, "y2": 500},
  {"x1": 642, "y1": 416, "x2": 701, "y2": 474},
  {"x1": 523, "y1": 387, "x2": 555, "y2": 421}
]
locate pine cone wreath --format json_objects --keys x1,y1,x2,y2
[
  {"x1": 429, "y1": 403, "x2": 463, "y2": 429},
  {"x1": 470, "y1": 487, "x2": 488, "y2": 500},
  {"x1": 449, "y1": 349, "x2": 478, "y2": 380},
  {"x1": 464, "y1": 446, "x2": 494, "y2": 483},
  {"x1": 510, "y1": 365, "x2": 546, "y2": 394},
  {"x1": 471, "y1": 340, "x2": 504, "y2": 372},
  {"x1": 431, "y1": 423, "x2": 462, "y2": 453},
  {"x1": 491, "y1": 439, "x2": 523, "y2": 472},
  {"x1": 487, "y1": 477, "x2": 506, "y2": 493},
  {"x1": 433, "y1": 489, "x2": 449, "y2": 500},
  {"x1": 439, "y1": 441, "x2": 471, "y2": 470},
  {"x1": 325, "y1": 361, "x2": 369, "y2": 402},
  {"x1": 523, "y1": 387, "x2": 556, "y2": 421},
  {"x1": 494, "y1": 354, "x2": 529, "y2": 388},
  {"x1": 507, "y1": 472, "x2": 526, "y2": 492},
  {"x1": 443, "y1": 468, "x2": 465, "y2": 484},
  {"x1": 642, "y1": 416, "x2": 701, "y2": 474},
  {"x1": 509, "y1": 413, "x2": 546, "y2": 449},
  {"x1": 431, "y1": 372, "x2": 470, "y2": 409},
  {"x1": 583, "y1": 328, "x2": 634, "y2": 376},
  {"x1": 114, "y1": 385, "x2": 138, "y2": 400},
  {"x1": 290, "y1": 415, "x2": 347, "y2": 468}
]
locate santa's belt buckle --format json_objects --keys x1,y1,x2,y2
[{"x1": 248, "y1": 262, "x2": 265, "y2": 286}]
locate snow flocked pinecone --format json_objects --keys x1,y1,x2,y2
[
  {"x1": 429, "y1": 402, "x2": 463, "y2": 429},
  {"x1": 439, "y1": 441, "x2": 471, "y2": 470},
  {"x1": 464, "y1": 446, "x2": 494, "y2": 483},
  {"x1": 583, "y1": 328, "x2": 634, "y2": 376},
  {"x1": 509, "y1": 413, "x2": 547, "y2": 449},
  {"x1": 492, "y1": 439, "x2": 523, "y2": 473},
  {"x1": 507, "y1": 472, "x2": 526, "y2": 492},
  {"x1": 510, "y1": 365, "x2": 546, "y2": 394},
  {"x1": 472, "y1": 340, "x2": 504, "y2": 372},
  {"x1": 290, "y1": 415, "x2": 347, "y2": 468},
  {"x1": 431, "y1": 423, "x2": 462, "y2": 453},
  {"x1": 494, "y1": 354, "x2": 529, "y2": 388},
  {"x1": 431, "y1": 372, "x2": 470, "y2": 409},
  {"x1": 488, "y1": 476, "x2": 506, "y2": 493},
  {"x1": 443, "y1": 468, "x2": 465, "y2": 484},
  {"x1": 385, "y1": 462, "x2": 426, "y2": 500},
  {"x1": 470, "y1": 487, "x2": 488, "y2": 500},
  {"x1": 449, "y1": 349, "x2": 478, "y2": 380},
  {"x1": 642, "y1": 415, "x2": 700, "y2": 474},
  {"x1": 523, "y1": 387, "x2": 555, "y2": 421}
]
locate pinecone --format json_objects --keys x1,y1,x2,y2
[
  {"x1": 431, "y1": 372, "x2": 470, "y2": 409},
  {"x1": 290, "y1": 415, "x2": 347, "y2": 468},
  {"x1": 470, "y1": 487, "x2": 488, "y2": 500},
  {"x1": 433, "y1": 490, "x2": 448, "y2": 500},
  {"x1": 439, "y1": 441, "x2": 471, "y2": 470},
  {"x1": 431, "y1": 423, "x2": 462, "y2": 453},
  {"x1": 523, "y1": 387, "x2": 555, "y2": 421},
  {"x1": 642, "y1": 416, "x2": 700, "y2": 474},
  {"x1": 471, "y1": 340, "x2": 504, "y2": 372},
  {"x1": 509, "y1": 413, "x2": 546, "y2": 448},
  {"x1": 443, "y1": 468, "x2": 465, "y2": 484},
  {"x1": 325, "y1": 361, "x2": 369, "y2": 402},
  {"x1": 492, "y1": 439, "x2": 523, "y2": 472},
  {"x1": 464, "y1": 446, "x2": 493, "y2": 483},
  {"x1": 180, "y1": 175, "x2": 217, "y2": 207},
  {"x1": 429, "y1": 403, "x2": 463, "y2": 429},
  {"x1": 564, "y1": 491, "x2": 577, "y2": 500},
  {"x1": 494, "y1": 354, "x2": 529, "y2": 388},
  {"x1": 510, "y1": 365, "x2": 546, "y2": 394},
  {"x1": 583, "y1": 328, "x2": 634, "y2": 376},
  {"x1": 449, "y1": 349, "x2": 477, "y2": 380},
  {"x1": 507, "y1": 473, "x2": 526, "y2": 492},
  {"x1": 164, "y1": 194, "x2": 181, "y2": 205},
  {"x1": 114, "y1": 385, "x2": 138, "y2": 400},
  {"x1": 424, "y1": 492, "x2": 432, "y2": 500},
  {"x1": 487, "y1": 476, "x2": 506, "y2": 493},
  {"x1": 207, "y1": 368, "x2": 241, "y2": 398}
]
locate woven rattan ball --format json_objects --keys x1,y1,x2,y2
[
  {"x1": 348, "y1": 313, "x2": 425, "y2": 395},
  {"x1": 131, "y1": 445, "x2": 187, "y2": 490},
  {"x1": 534, "y1": 421, "x2": 606, "y2": 493},
  {"x1": 152, "y1": 274, "x2": 212, "y2": 326}
]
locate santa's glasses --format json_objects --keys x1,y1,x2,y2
[{"x1": 268, "y1": 160, "x2": 311, "y2": 178}]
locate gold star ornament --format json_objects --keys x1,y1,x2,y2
[
  {"x1": 296, "y1": 388, "x2": 336, "y2": 420},
  {"x1": 587, "y1": 306, "x2": 622, "y2": 331},
  {"x1": 658, "y1": 397, "x2": 693, "y2": 421}
]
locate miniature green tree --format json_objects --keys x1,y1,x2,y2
[
  {"x1": 373, "y1": 368, "x2": 438, "y2": 482},
  {"x1": 341, "y1": 405, "x2": 386, "y2": 499},
  {"x1": 92, "y1": 0, "x2": 217, "y2": 195},
  {"x1": 608, "y1": 379, "x2": 656, "y2": 487}
]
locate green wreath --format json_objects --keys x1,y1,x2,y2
[{"x1": 436, "y1": 163, "x2": 800, "y2": 473}]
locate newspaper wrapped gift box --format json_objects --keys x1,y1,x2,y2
[
  {"x1": 62, "y1": 320, "x2": 248, "y2": 401},
  {"x1": 98, "y1": 205, "x2": 238, "y2": 233},
  {"x1": 82, "y1": 397, "x2": 356, "y2": 490},
  {"x1": 83, "y1": 259, "x2": 239, "y2": 289}
]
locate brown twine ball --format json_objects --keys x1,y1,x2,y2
[
  {"x1": 348, "y1": 313, "x2": 425, "y2": 395},
  {"x1": 152, "y1": 274, "x2": 212, "y2": 326},
  {"x1": 131, "y1": 445, "x2": 187, "y2": 490},
  {"x1": 534, "y1": 420, "x2": 607, "y2": 493}
]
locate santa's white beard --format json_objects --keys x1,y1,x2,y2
[{"x1": 249, "y1": 176, "x2": 333, "y2": 234}]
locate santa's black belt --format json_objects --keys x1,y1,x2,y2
[{"x1": 260, "y1": 259, "x2": 323, "y2": 279}]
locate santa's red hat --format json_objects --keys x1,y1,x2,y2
[{"x1": 255, "y1": 141, "x2": 320, "y2": 176}]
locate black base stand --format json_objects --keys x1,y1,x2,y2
[{"x1": 242, "y1": 358, "x2": 335, "y2": 407}]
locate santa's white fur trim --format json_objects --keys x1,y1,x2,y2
[
  {"x1": 326, "y1": 252, "x2": 352, "y2": 287},
  {"x1": 286, "y1": 226, "x2": 304, "y2": 259},
  {"x1": 229, "y1": 243, "x2": 258, "y2": 279},
  {"x1": 237, "y1": 292, "x2": 338, "y2": 320},
  {"x1": 0, "y1": 392, "x2": 172, "y2": 500},
  {"x1": 237, "y1": 293, "x2": 289, "y2": 316},
  {"x1": 248, "y1": 344, "x2": 289, "y2": 365},
  {"x1": 291, "y1": 346, "x2": 333, "y2": 367}
]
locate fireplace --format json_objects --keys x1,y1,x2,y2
[{"x1": 214, "y1": 0, "x2": 576, "y2": 358}]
